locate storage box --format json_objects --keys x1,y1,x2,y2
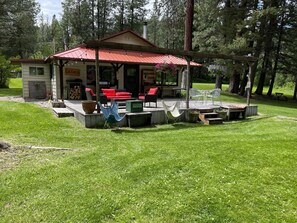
[
  {"x1": 126, "y1": 112, "x2": 152, "y2": 127},
  {"x1": 126, "y1": 100, "x2": 143, "y2": 112}
]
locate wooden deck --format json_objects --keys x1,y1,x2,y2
[{"x1": 59, "y1": 99, "x2": 258, "y2": 128}]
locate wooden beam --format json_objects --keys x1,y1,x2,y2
[
  {"x1": 95, "y1": 48, "x2": 100, "y2": 113},
  {"x1": 59, "y1": 60, "x2": 64, "y2": 101},
  {"x1": 84, "y1": 41, "x2": 257, "y2": 62}
]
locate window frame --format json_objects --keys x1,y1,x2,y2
[{"x1": 29, "y1": 67, "x2": 44, "y2": 76}]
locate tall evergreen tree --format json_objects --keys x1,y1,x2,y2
[{"x1": 0, "y1": 0, "x2": 40, "y2": 58}]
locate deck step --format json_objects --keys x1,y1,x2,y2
[
  {"x1": 52, "y1": 107, "x2": 74, "y2": 118},
  {"x1": 199, "y1": 112, "x2": 218, "y2": 119},
  {"x1": 199, "y1": 111, "x2": 223, "y2": 125},
  {"x1": 204, "y1": 117, "x2": 223, "y2": 125},
  {"x1": 198, "y1": 108, "x2": 214, "y2": 113}
]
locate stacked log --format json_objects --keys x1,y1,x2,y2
[{"x1": 69, "y1": 85, "x2": 81, "y2": 99}]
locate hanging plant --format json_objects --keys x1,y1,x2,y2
[{"x1": 155, "y1": 62, "x2": 177, "y2": 76}]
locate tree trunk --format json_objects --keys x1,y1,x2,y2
[
  {"x1": 97, "y1": 0, "x2": 100, "y2": 37},
  {"x1": 293, "y1": 75, "x2": 297, "y2": 100},
  {"x1": 228, "y1": 66, "x2": 241, "y2": 93},
  {"x1": 239, "y1": 69, "x2": 248, "y2": 96},
  {"x1": 120, "y1": 0, "x2": 124, "y2": 31},
  {"x1": 255, "y1": 0, "x2": 278, "y2": 95},
  {"x1": 130, "y1": 0, "x2": 134, "y2": 30},
  {"x1": 91, "y1": 0, "x2": 95, "y2": 38},
  {"x1": 184, "y1": 0, "x2": 194, "y2": 51},
  {"x1": 215, "y1": 74, "x2": 223, "y2": 89},
  {"x1": 102, "y1": 0, "x2": 107, "y2": 37},
  {"x1": 267, "y1": 2, "x2": 285, "y2": 96},
  {"x1": 184, "y1": 0, "x2": 194, "y2": 109}
]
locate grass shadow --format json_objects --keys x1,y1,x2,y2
[
  {"x1": 0, "y1": 88, "x2": 22, "y2": 97},
  {"x1": 111, "y1": 122, "x2": 202, "y2": 134}
]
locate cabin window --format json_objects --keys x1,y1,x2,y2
[
  {"x1": 86, "y1": 65, "x2": 116, "y2": 87},
  {"x1": 156, "y1": 71, "x2": 178, "y2": 86},
  {"x1": 29, "y1": 67, "x2": 44, "y2": 76},
  {"x1": 100, "y1": 66, "x2": 116, "y2": 86}
]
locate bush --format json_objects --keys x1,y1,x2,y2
[{"x1": 0, "y1": 54, "x2": 12, "y2": 88}]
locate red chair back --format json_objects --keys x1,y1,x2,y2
[
  {"x1": 148, "y1": 87, "x2": 158, "y2": 95},
  {"x1": 86, "y1": 88, "x2": 96, "y2": 96}
]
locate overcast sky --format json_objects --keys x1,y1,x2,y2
[
  {"x1": 36, "y1": 0, "x2": 62, "y2": 21},
  {"x1": 36, "y1": 0, "x2": 154, "y2": 22}
]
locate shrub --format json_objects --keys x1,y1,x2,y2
[{"x1": 0, "y1": 54, "x2": 12, "y2": 88}]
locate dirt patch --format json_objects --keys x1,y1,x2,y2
[
  {"x1": 0, "y1": 96, "x2": 24, "y2": 102},
  {"x1": 0, "y1": 144, "x2": 73, "y2": 172}
]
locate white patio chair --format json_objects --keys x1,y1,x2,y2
[
  {"x1": 206, "y1": 88, "x2": 222, "y2": 105},
  {"x1": 189, "y1": 88, "x2": 205, "y2": 103},
  {"x1": 162, "y1": 100, "x2": 184, "y2": 123}
]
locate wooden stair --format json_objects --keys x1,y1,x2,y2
[
  {"x1": 199, "y1": 111, "x2": 223, "y2": 125},
  {"x1": 52, "y1": 107, "x2": 74, "y2": 118}
]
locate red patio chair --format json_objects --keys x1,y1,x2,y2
[
  {"x1": 85, "y1": 87, "x2": 108, "y2": 105},
  {"x1": 138, "y1": 87, "x2": 158, "y2": 107}
]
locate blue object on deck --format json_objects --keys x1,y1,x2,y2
[{"x1": 98, "y1": 101, "x2": 126, "y2": 128}]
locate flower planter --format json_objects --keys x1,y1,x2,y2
[
  {"x1": 214, "y1": 108, "x2": 227, "y2": 120},
  {"x1": 82, "y1": 101, "x2": 97, "y2": 114},
  {"x1": 187, "y1": 111, "x2": 199, "y2": 123}
]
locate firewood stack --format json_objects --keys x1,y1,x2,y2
[{"x1": 69, "y1": 86, "x2": 81, "y2": 99}]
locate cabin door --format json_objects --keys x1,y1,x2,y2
[{"x1": 124, "y1": 64, "x2": 139, "y2": 97}]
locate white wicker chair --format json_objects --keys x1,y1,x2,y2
[
  {"x1": 189, "y1": 88, "x2": 204, "y2": 103},
  {"x1": 206, "y1": 88, "x2": 222, "y2": 105}
]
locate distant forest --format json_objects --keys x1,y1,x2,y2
[{"x1": 1, "y1": 0, "x2": 297, "y2": 98}]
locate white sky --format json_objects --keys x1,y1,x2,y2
[
  {"x1": 36, "y1": 0, "x2": 155, "y2": 23},
  {"x1": 36, "y1": 0, "x2": 63, "y2": 21}
]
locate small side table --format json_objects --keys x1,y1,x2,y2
[
  {"x1": 221, "y1": 105, "x2": 247, "y2": 121},
  {"x1": 126, "y1": 112, "x2": 152, "y2": 127}
]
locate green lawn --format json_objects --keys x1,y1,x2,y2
[
  {"x1": 0, "y1": 82, "x2": 297, "y2": 222},
  {"x1": 0, "y1": 78, "x2": 22, "y2": 97}
]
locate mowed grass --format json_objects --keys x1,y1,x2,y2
[
  {"x1": 0, "y1": 78, "x2": 22, "y2": 96},
  {"x1": 0, "y1": 83, "x2": 297, "y2": 222}
]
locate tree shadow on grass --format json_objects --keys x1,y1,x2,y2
[
  {"x1": 0, "y1": 88, "x2": 22, "y2": 97},
  {"x1": 111, "y1": 122, "x2": 203, "y2": 134},
  {"x1": 223, "y1": 92, "x2": 297, "y2": 110}
]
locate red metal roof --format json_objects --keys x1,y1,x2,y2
[{"x1": 52, "y1": 47, "x2": 201, "y2": 66}]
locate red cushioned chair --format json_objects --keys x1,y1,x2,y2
[
  {"x1": 138, "y1": 87, "x2": 158, "y2": 107},
  {"x1": 85, "y1": 88, "x2": 108, "y2": 105}
]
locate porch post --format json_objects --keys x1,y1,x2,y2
[
  {"x1": 59, "y1": 60, "x2": 64, "y2": 101},
  {"x1": 95, "y1": 48, "x2": 100, "y2": 112},
  {"x1": 186, "y1": 57, "x2": 191, "y2": 109},
  {"x1": 246, "y1": 62, "x2": 252, "y2": 106}
]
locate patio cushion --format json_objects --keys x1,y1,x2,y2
[
  {"x1": 138, "y1": 95, "x2": 145, "y2": 100},
  {"x1": 116, "y1": 92, "x2": 131, "y2": 97},
  {"x1": 102, "y1": 88, "x2": 132, "y2": 100},
  {"x1": 102, "y1": 89, "x2": 116, "y2": 96},
  {"x1": 148, "y1": 87, "x2": 158, "y2": 95}
]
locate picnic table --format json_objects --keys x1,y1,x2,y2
[{"x1": 275, "y1": 92, "x2": 288, "y2": 101}]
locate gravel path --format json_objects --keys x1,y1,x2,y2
[{"x1": 0, "y1": 96, "x2": 51, "y2": 108}]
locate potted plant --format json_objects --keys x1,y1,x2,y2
[
  {"x1": 214, "y1": 108, "x2": 227, "y2": 120},
  {"x1": 82, "y1": 100, "x2": 97, "y2": 114},
  {"x1": 187, "y1": 110, "x2": 199, "y2": 123}
]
